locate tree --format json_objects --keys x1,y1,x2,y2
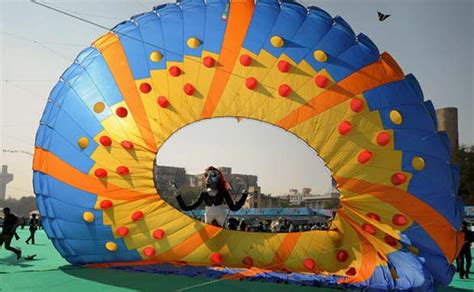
[
  {"x1": 0, "y1": 196, "x2": 38, "y2": 217},
  {"x1": 455, "y1": 145, "x2": 474, "y2": 205}
]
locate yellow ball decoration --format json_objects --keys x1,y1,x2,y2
[
  {"x1": 83, "y1": 211, "x2": 95, "y2": 223},
  {"x1": 149, "y1": 51, "x2": 163, "y2": 62},
  {"x1": 93, "y1": 102, "x2": 105, "y2": 113},
  {"x1": 412, "y1": 156, "x2": 425, "y2": 171},
  {"x1": 270, "y1": 36, "x2": 284, "y2": 48},
  {"x1": 187, "y1": 37, "x2": 201, "y2": 49},
  {"x1": 314, "y1": 50, "x2": 328, "y2": 62},
  {"x1": 105, "y1": 241, "x2": 118, "y2": 252},
  {"x1": 389, "y1": 110, "x2": 403, "y2": 125},
  {"x1": 78, "y1": 137, "x2": 89, "y2": 150}
]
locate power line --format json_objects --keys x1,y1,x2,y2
[
  {"x1": 2, "y1": 149, "x2": 34, "y2": 156},
  {"x1": 29, "y1": 0, "x2": 252, "y2": 83}
]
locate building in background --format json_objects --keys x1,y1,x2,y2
[
  {"x1": 303, "y1": 192, "x2": 340, "y2": 209},
  {"x1": 288, "y1": 189, "x2": 303, "y2": 206}
]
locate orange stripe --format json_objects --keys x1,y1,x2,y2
[
  {"x1": 221, "y1": 267, "x2": 267, "y2": 280},
  {"x1": 266, "y1": 232, "x2": 301, "y2": 269},
  {"x1": 277, "y1": 52, "x2": 404, "y2": 130},
  {"x1": 33, "y1": 147, "x2": 157, "y2": 201},
  {"x1": 335, "y1": 176, "x2": 458, "y2": 261},
  {"x1": 337, "y1": 210, "x2": 378, "y2": 283},
  {"x1": 156, "y1": 224, "x2": 221, "y2": 261},
  {"x1": 200, "y1": 0, "x2": 255, "y2": 118},
  {"x1": 93, "y1": 33, "x2": 157, "y2": 151}
]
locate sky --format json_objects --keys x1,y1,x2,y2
[{"x1": 0, "y1": 0, "x2": 472, "y2": 199}]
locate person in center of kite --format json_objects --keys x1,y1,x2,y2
[{"x1": 174, "y1": 166, "x2": 248, "y2": 227}]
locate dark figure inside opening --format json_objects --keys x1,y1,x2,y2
[
  {"x1": 26, "y1": 213, "x2": 39, "y2": 245},
  {"x1": 456, "y1": 221, "x2": 473, "y2": 279},
  {"x1": 174, "y1": 166, "x2": 248, "y2": 227},
  {"x1": 0, "y1": 207, "x2": 22, "y2": 259}
]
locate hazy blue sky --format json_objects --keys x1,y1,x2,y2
[{"x1": 1, "y1": 0, "x2": 472, "y2": 199}]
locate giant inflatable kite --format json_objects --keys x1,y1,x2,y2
[{"x1": 33, "y1": 0, "x2": 464, "y2": 290}]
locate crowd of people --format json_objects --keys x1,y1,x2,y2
[
  {"x1": 0, "y1": 207, "x2": 40, "y2": 260},
  {"x1": 222, "y1": 217, "x2": 332, "y2": 232}
]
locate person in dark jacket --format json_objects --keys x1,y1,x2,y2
[
  {"x1": 26, "y1": 213, "x2": 39, "y2": 245},
  {"x1": 0, "y1": 208, "x2": 22, "y2": 259},
  {"x1": 457, "y1": 221, "x2": 473, "y2": 279},
  {"x1": 174, "y1": 166, "x2": 248, "y2": 227}
]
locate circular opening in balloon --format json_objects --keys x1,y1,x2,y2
[{"x1": 153, "y1": 118, "x2": 339, "y2": 232}]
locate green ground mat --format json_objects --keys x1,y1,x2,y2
[{"x1": 1, "y1": 230, "x2": 472, "y2": 291}]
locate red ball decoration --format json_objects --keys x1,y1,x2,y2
[
  {"x1": 94, "y1": 168, "x2": 108, "y2": 178},
  {"x1": 116, "y1": 226, "x2": 129, "y2": 237},
  {"x1": 116, "y1": 107, "x2": 128, "y2": 118},
  {"x1": 245, "y1": 77, "x2": 258, "y2": 90},
  {"x1": 121, "y1": 140, "x2": 134, "y2": 150},
  {"x1": 143, "y1": 246, "x2": 156, "y2": 257},
  {"x1": 239, "y1": 54, "x2": 252, "y2": 66},
  {"x1": 384, "y1": 235, "x2": 398, "y2": 246},
  {"x1": 131, "y1": 211, "x2": 144, "y2": 221},
  {"x1": 116, "y1": 166, "x2": 130, "y2": 176},
  {"x1": 277, "y1": 60, "x2": 291, "y2": 73},
  {"x1": 153, "y1": 229, "x2": 165, "y2": 240},
  {"x1": 203, "y1": 56, "x2": 216, "y2": 68},
  {"x1": 242, "y1": 256, "x2": 253, "y2": 267},
  {"x1": 169, "y1": 66, "x2": 181, "y2": 77},
  {"x1": 362, "y1": 223, "x2": 377, "y2": 235},
  {"x1": 336, "y1": 250, "x2": 349, "y2": 262},
  {"x1": 303, "y1": 258, "x2": 315, "y2": 271},
  {"x1": 357, "y1": 150, "x2": 373, "y2": 164},
  {"x1": 139, "y1": 82, "x2": 152, "y2": 94},
  {"x1": 210, "y1": 252, "x2": 223, "y2": 265},
  {"x1": 157, "y1": 96, "x2": 169, "y2": 108},
  {"x1": 350, "y1": 98, "x2": 364, "y2": 113},
  {"x1": 391, "y1": 173, "x2": 407, "y2": 185},
  {"x1": 278, "y1": 84, "x2": 292, "y2": 97},
  {"x1": 392, "y1": 214, "x2": 408, "y2": 226},
  {"x1": 345, "y1": 267, "x2": 356, "y2": 276},
  {"x1": 183, "y1": 83, "x2": 195, "y2": 96},
  {"x1": 366, "y1": 212, "x2": 381, "y2": 222},
  {"x1": 99, "y1": 136, "x2": 112, "y2": 147},
  {"x1": 315, "y1": 75, "x2": 329, "y2": 88},
  {"x1": 338, "y1": 121, "x2": 352, "y2": 135},
  {"x1": 377, "y1": 132, "x2": 391, "y2": 146},
  {"x1": 100, "y1": 200, "x2": 113, "y2": 209}
]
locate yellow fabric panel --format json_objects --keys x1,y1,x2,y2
[
  {"x1": 212, "y1": 48, "x2": 257, "y2": 117},
  {"x1": 134, "y1": 78, "x2": 166, "y2": 146},
  {"x1": 182, "y1": 229, "x2": 289, "y2": 267},
  {"x1": 289, "y1": 98, "x2": 410, "y2": 188},
  {"x1": 342, "y1": 206, "x2": 404, "y2": 259},
  {"x1": 213, "y1": 49, "x2": 331, "y2": 126},
  {"x1": 149, "y1": 66, "x2": 182, "y2": 149},
  {"x1": 342, "y1": 191, "x2": 413, "y2": 234}
]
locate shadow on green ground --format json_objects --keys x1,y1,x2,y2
[
  {"x1": 1, "y1": 230, "x2": 473, "y2": 291},
  {"x1": 59, "y1": 265, "x2": 336, "y2": 292}
]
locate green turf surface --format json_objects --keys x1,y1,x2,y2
[{"x1": 1, "y1": 230, "x2": 472, "y2": 291}]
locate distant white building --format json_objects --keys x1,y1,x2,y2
[
  {"x1": 288, "y1": 189, "x2": 303, "y2": 206},
  {"x1": 303, "y1": 192, "x2": 339, "y2": 209},
  {"x1": 287, "y1": 184, "x2": 340, "y2": 209}
]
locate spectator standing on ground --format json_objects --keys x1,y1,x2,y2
[
  {"x1": 457, "y1": 221, "x2": 473, "y2": 279},
  {"x1": 26, "y1": 214, "x2": 39, "y2": 245},
  {"x1": 0, "y1": 208, "x2": 22, "y2": 259}
]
